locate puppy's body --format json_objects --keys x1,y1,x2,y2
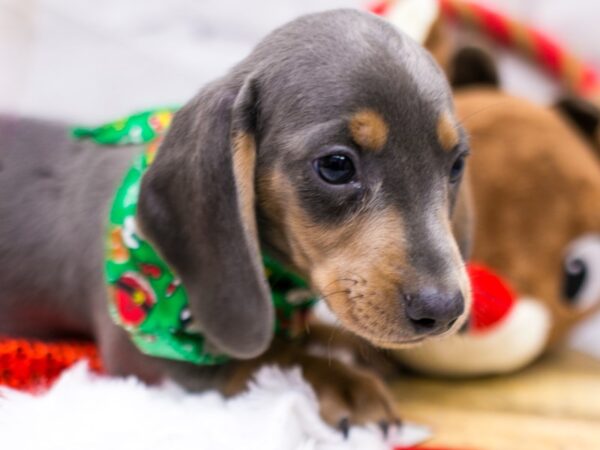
[
  {"x1": 0, "y1": 117, "x2": 136, "y2": 339},
  {"x1": 0, "y1": 116, "x2": 232, "y2": 388},
  {"x1": 0, "y1": 10, "x2": 471, "y2": 427}
]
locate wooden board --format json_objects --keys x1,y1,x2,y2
[{"x1": 391, "y1": 350, "x2": 600, "y2": 449}]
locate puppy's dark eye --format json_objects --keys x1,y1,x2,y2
[
  {"x1": 449, "y1": 154, "x2": 466, "y2": 183},
  {"x1": 314, "y1": 154, "x2": 356, "y2": 184}
]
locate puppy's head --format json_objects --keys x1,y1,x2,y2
[{"x1": 137, "y1": 10, "x2": 471, "y2": 358}]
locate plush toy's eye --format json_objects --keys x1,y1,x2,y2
[
  {"x1": 562, "y1": 234, "x2": 600, "y2": 310},
  {"x1": 314, "y1": 153, "x2": 356, "y2": 185},
  {"x1": 449, "y1": 154, "x2": 467, "y2": 183}
]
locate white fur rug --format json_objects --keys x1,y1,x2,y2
[{"x1": 0, "y1": 363, "x2": 429, "y2": 450}]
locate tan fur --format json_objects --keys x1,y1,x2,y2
[
  {"x1": 456, "y1": 89, "x2": 600, "y2": 345},
  {"x1": 258, "y1": 169, "x2": 470, "y2": 347},
  {"x1": 307, "y1": 210, "x2": 409, "y2": 345},
  {"x1": 259, "y1": 169, "x2": 411, "y2": 342},
  {"x1": 348, "y1": 109, "x2": 389, "y2": 152},
  {"x1": 223, "y1": 338, "x2": 398, "y2": 425},
  {"x1": 232, "y1": 132, "x2": 258, "y2": 242},
  {"x1": 437, "y1": 111, "x2": 460, "y2": 151}
]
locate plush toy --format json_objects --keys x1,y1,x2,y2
[
  {"x1": 454, "y1": 58, "x2": 600, "y2": 348},
  {"x1": 398, "y1": 265, "x2": 552, "y2": 376},
  {"x1": 372, "y1": 0, "x2": 600, "y2": 376}
]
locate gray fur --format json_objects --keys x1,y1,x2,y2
[{"x1": 0, "y1": 10, "x2": 469, "y2": 388}]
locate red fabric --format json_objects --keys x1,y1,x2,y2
[
  {"x1": 367, "y1": 0, "x2": 391, "y2": 16},
  {"x1": 0, "y1": 337, "x2": 102, "y2": 391},
  {"x1": 467, "y1": 264, "x2": 516, "y2": 332},
  {"x1": 580, "y1": 67, "x2": 600, "y2": 95},
  {"x1": 394, "y1": 445, "x2": 472, "y2": 450},
  {"x1": 470, "y1": 2, "x2": 511, "y2": 45},
  {"x1": 529, "y1": 28, "x2": 563, "y2": 77},
  {"x1": 438, "y1": 0, "x2": 459, "y2": 22}
]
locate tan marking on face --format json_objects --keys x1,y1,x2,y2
[
  {"x1": 277, "y1": 174, "x2": 409, "y2": 340},
  {"x1": 232, "y1": 132, "x2": 258, "y2": 241},
  {"x1": 348, "y1": 109, "x2": 389, "y2": 152},
  {"x1": 308, "y1": 211, "x2": 408, "y2": 340},
  {"x1": 309, "y1": 203, "x2": 470, "y2": 345},
  {"x1": 437, "y1": 111, "x2": 459, "y2": 151},
  {"x1": 258, "y1": 169, "x2": 470, "y2": 345}
]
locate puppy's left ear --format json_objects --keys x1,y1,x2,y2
[
  {"x1": 137, "y1": 75, "x2": 274, "y2": 359},
  {"x1": 556, "y1": 96, "x2": 600, "y2": 154}
]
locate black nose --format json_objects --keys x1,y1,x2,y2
[{"x1": 404, "y1": 290, "x2": 464, "y2": 335}]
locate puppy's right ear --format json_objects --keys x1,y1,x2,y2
[
  {"x1": 136, "y1": 76, "x2": 274, "y2": 359},
  {"x1": 449, "y1": 45, "x2": 500, "y2": 89}
]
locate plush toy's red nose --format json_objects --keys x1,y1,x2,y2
[{"x1": 467, "y1": 263, "x2": 516, "y2": 332}]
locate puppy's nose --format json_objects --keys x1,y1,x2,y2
[{"x1": 404, "y1": 290, "x2": 464, "y2": 335}]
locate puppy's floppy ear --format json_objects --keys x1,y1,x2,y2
[
  {"x1": 556, "y1": 96, "x2": 600, "y2": 154},
  {"x1": 449, "y1": 45, "x2": 500, "y2": 89},
  {"x1": 137, "y1": 75, "x2": 273, "y2": 359}
]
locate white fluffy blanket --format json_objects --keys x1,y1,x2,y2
[{"x1": 0, "y1": 363, "x2": 429, "y2": 450}]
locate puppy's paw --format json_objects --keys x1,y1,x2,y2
[
  {"x1": 223, "y1": 343, "x2": 400, "y2": 435},
  {"x1": 301, "y1": 357, "x2": 401, "y2": 434}
]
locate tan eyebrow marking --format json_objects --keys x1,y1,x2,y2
[
  {"x1": 437, "y1": 111, "x2": 460, "y2": 151},
  {"x1": 348, "y1": 109, "x2": 389, "y2": 152}
]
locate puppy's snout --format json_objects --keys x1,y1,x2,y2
[{"x1": 404, "y1": 290, "x2": 464, "y2": 336}]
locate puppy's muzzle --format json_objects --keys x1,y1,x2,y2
[{"x1": 404, "y1": 290, "x2": 465, "y2": 336}]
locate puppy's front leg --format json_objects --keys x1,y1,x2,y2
[
  {"x1": 224, "y1": 339, "x2": 400, "y2": 431},
  {"x1": 98, "y1": 315, "x2": 399, "y2": 431}
]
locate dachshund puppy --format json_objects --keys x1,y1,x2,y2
[{"x1": 0, "y1": 10, "x2": 471, "y2": 429}]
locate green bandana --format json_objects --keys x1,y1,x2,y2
[{"x1": 73, "y1": 109, "x2": 317, "y2": 365}]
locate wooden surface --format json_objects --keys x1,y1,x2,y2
[{"x1": 392, "y1": 350, "x2": 600, "y2": 449}]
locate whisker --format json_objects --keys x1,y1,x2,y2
[
  {"x1": 344, "y1": 271, "x2": 367, "y2": 284},
  {"x1": 458, "y1": 100, "x2": 511, "y2": 125},
  {"x1": 320, "y1": 277, "x2": 358, "y2": 292},
  {"x1": 320, "y1": 288, "x2": 351, "y2": 300}
]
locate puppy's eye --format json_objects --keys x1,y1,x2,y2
[
  {"x1": 562, "y1": 234, "x2": 600, "y2": 310},
  {"x1": 449, "y1": 154, "x2": 466, "y2": 183},
  {"x1": 314, "y1": 154, "x2": 356, "y2": 184}
]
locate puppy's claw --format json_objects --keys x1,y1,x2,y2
[
  {"x1": 338, "y1": 417, "x2": 350, "y2": 439},
  {"x1": 379, "y1": 420, "x2": 389, "y2": 438}
]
